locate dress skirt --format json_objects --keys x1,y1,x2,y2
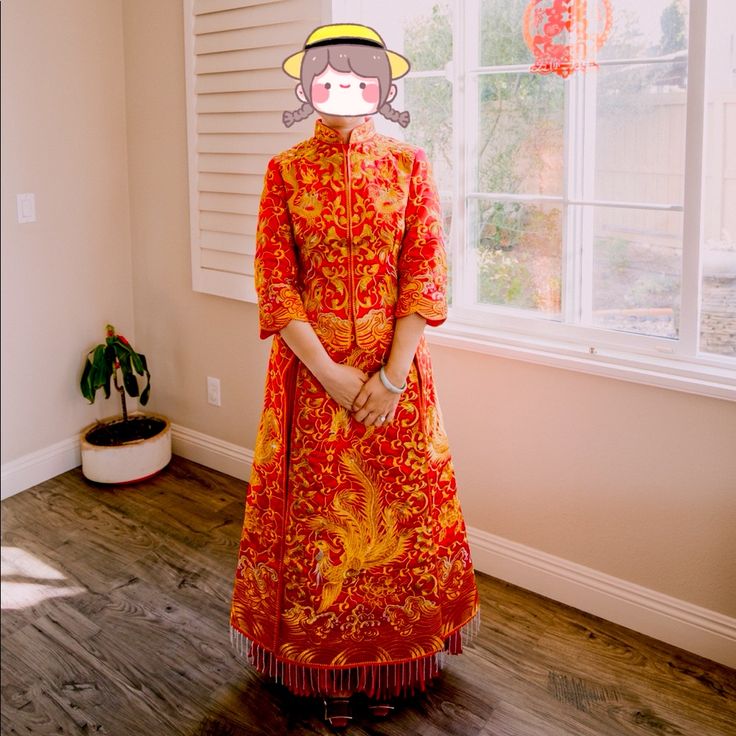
[{"x1": 229, "y1": 332, "x2": 480, "y2": 699}]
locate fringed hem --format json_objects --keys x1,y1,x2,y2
[{"x1": 229, "y1": 610, "x2": 481, "y2": 699}]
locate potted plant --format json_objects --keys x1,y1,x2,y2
[{"x1": 79, "y1": 324, "x2": 171, "y2": 483}]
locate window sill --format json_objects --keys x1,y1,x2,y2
[{"x1": 427, "y1": 320, "x2": 736, "y2": 402}]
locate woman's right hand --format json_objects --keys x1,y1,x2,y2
[
  {"x1": 318, "y1": 363, "x2": 369, "y2": 410},
  {"x1": 279, "y1": 321, "x2": 367, "y2": 409}
]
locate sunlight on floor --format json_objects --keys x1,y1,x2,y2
[{"x1": 1, "y1": 546, "x2": 86, "y2": 609}]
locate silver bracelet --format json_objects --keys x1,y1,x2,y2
[{"x1": 379, "y1": 366, "x2": 406, "y2": 394}]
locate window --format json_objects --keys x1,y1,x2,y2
[{"x1": 333, "y1": 0, "x2": 736, "y2": 398}]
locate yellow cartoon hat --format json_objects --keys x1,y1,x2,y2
[{"x1": 282, "y1": 23, "x2": 410, "y2": 80}]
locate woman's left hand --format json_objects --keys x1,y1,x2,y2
[{"x1": 351, "y1": 372, "x2": 401, "y2": 426}]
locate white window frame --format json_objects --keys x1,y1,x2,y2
[{"x1": 333, "y1": 0, "x2": 735, "y2": 400}]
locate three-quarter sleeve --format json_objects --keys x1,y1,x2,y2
[
  {"x1": 255, "y1": 158, "x2": 309, "y2": 339},
  {"x1": 394, "y1": 149, "x2": 448, "y2": 327}
]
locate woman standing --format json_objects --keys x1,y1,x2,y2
[{"x1": 229, "y1": 24, "x2": 480, "y2": 729}]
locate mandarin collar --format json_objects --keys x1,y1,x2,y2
[{"x1": 314, "y1": 117, "x2": 376, "y2": 146}]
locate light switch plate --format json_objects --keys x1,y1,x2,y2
[{"x1": 17, "y1": 193, "x2": 36, "y2": 223}]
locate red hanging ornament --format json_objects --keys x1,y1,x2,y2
[{"x1": 523, "y1": 0, "x2": 613, "y2": 78}]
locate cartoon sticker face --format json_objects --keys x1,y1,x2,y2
[
  {"x1": 302, "y1": 66, "x2": 385, "y2": 117},
  {"x1": 281, "y1": 24, "x2": 411, "y2": 128}
]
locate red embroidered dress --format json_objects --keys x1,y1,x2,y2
[{"x1": 229, "y1": 118, "x2": 480, "y2": 699}]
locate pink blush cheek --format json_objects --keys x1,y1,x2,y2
[
  {"x1": 311, "y1": 83, "x2": 330, "y2": 104},
  {"x1": 361, "y1": 83, "x2": 379, "y2": 104}
]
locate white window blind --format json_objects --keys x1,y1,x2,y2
[{"x1": 183, "y1": 0, "x2": 323, "y2": 302}]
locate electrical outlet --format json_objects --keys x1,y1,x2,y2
[{"x1": 207, "y1": 376, "x2": 221, "y2": 406}]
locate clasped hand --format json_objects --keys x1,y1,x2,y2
[{"x1": 321, "y1": 363, "x2": 400, "y2": 427}]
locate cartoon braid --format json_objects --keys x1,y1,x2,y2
[
  {"x1": 283, "y1": 101, "x2": 314, "y2": 128},
  {"x1": 379, "y1": 102, "x2": 410, "y2": 128}
]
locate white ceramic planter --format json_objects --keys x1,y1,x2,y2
[{"x1": 80, "y1": 411, "x2": 172, "y2": 484}]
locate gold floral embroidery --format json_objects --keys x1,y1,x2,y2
[
  {"x1": 425, "y1": 404, "x2": 450, "y2": 465},
  {"x1": 355, "y1": 308, "x2": 394, "y2": 350},
  {"x1": 238, "y1": 558, "x2": 278, "y2": 606},
  {"x1": 314, "y1": 311, "x2": 353, "y2": 349},
  {"x1": 310, "y1": 451, "x2": 411, "y2": 612},
  {"x1": 384, "y1": 595, "x2": 438, "y2": 637},
  {"x1": 282, "y1": 603, "x2": 338, "y2": 641},
  {"x1": 437, "y1": 496, "x2": 463, "y2": 532},
  {"x1": 254, "y1": 408, "x2": 281, "y2": 466}
]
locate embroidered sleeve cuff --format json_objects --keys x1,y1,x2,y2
[
  {"x1": 258, "y1": 284, "x2": 310, "y2": 339},
  {"x1": 394, "y1": 277, "x2": 448, "y2": 327}
]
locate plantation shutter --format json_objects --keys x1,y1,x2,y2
[{"x1": 183, "y1": 0, "x2": 324, "y2": 302}]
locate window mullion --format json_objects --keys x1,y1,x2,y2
[
  {"x1": 459, "y1": 0, "x2": 480, "y2": 310},
  {"x1": 449, "y1": 0, "x2": 465, "y2": 312},
  {"x1": 563, "y1": 75, "x2": 582, "y2": 325},
  {"x1": 678, "y1": 1, "x2": 708, "y2": 357},
  {"x1": 580, "y1": 70, "x2": 599, "y2": 329}
]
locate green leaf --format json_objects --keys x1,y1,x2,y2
[
  {"x1": 113, "y1": 338, "x2": 131, "y2": 355},
  {"x1": 108, "y1": 331, "x2": 140, "y2": 366},
  {"x1": 112, "y1": 347, "x2": 138, "y2": 398},
  {"x1": 80, "y1": 358, "x2": 95, "y2": 403},
  {"x1": 129, "y1": 350, "x2": 144, "y2": 375},
  {"x1": 123, "y1": 370, "x2": 140, "y2": 397},
  {"x1": 110, "y1": 337, "x2": 147, "y2": 375},
  {"x1": 130, "y1": 350, "x2": 145, "y2": 376},
  {"x1": 138, "y1": 353, "x2": 151, "y2": 405},
  {"x1": 102, "y1": 344, "x2": 115, "y2": 400},
  {"x1": 90, "y1": 345, "x2": 108, "y2": 394},
  {"x1": 113, "y1": 342, "x2": 131, "y2": 363},
  {"x1": 114, "y1": 345, "x2": 132, "y2": 374}
]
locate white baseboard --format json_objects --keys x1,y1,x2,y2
[
  {"x1": 1, "y1": 436, "x2": 81, "y2": 500},
  {"x1": 467, "y1": 527, "x2": 736, "y2": 669},
  {"x1": 170, "y1": 423, "x2": 254, "y2": 482},
  {"x1": 4, "y1": 425, "x2": 735, "y2": 668}
]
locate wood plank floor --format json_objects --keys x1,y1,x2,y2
[{"x1": 2, "y1": 455, "x2": 735, "y2": 736}]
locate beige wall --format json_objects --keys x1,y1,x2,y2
[
  {"x1": 3, "y1": 0, "x2": 735, "y2": 619},
  {"x1": 121, "y1": 0, "x2": 269, "y2": 446},
  {"x1": 1, "y1": 0, "x2": 134, "y2": 462},
  {"x1": 431, "y1": 345, "x2": 736, "y2": 615}
]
